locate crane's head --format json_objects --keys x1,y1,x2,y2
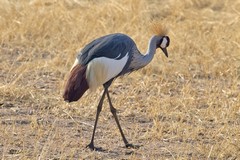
[
  {"x1": 150, "y1": 22, "x2": 170, "y2": 57},
  {"x1": 157, "y1": 36, "x2": 170, "y2": 57}
]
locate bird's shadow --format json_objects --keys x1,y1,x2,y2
[
  {"x1": 92, "y1": 146, "x2": 107, "y2": 152},
  {"x1": 125, "y1": 143, "x2": 142, "y2": 149},
  {"x1": 86, "y1": 143, "x2": 142, "y2": 155}
]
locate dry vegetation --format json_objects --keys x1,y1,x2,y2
[{"x1": 0, "y1": 0, "x2": 240, "y2": 159}]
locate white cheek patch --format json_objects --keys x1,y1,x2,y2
[{"x1": 160, "y1": 37, "x2": 168, "y2": 48}]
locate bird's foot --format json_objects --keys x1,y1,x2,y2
[
  {"x1": 125, "y1": 143, "x2": 140, "y2": 149},
  {"x1": 86, "y1": 142, "x2": 95, "y2": 150},
  {"x1": 86, "y1": 143, "x2": 105, "y2": 152}
]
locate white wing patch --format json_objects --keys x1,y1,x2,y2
[
  {"x1": 70, "y1": 58, "x2": 80, "y2": 71},
  {"x1": 86, "y1": 53, "x2": 129, "y2": 91}
]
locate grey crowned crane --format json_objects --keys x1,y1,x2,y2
[{"x1": 63, "y1": 27, "x2": 170, "y2": 150}]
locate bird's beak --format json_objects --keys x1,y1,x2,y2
[{"x1": 161, "y1": 48, "x2": 168, "y2": 57}]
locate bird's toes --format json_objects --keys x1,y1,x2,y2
[{"x1": 86, "y1": 143, "x2": 95, "y2": 150}]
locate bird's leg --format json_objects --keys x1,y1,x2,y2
[
  {"x1": 86, "y1": 89, "x2": 107, "y2": 151},
  {"x1": 106, "y1": 89, "x2": 139, "y2": 149}
]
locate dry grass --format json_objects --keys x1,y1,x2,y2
[{"x1": 0, "y1": 0, "x2": 240, "y2": 159}]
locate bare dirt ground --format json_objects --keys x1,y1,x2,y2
[{"x1": 0, "y1": 0, "x2": 240, "y2": 159}]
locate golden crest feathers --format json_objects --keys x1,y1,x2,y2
[{"x1": 150, "y1": 21, "x2": 168, "y2": 36}]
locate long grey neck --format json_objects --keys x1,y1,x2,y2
[
  {"x1": 138, "y1": 35, "x2": 160, "y2": 68},
  {"x1": 126, "y1": 35, "x2": 161, "y2": 73}
]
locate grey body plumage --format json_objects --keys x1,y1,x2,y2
[{"x1": 77, "y1": 33, "x2": 134, "y2": 65}]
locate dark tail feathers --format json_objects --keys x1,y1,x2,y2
[{"x1": 63, "y1": 64, "x2": 89, "y2": 102}]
